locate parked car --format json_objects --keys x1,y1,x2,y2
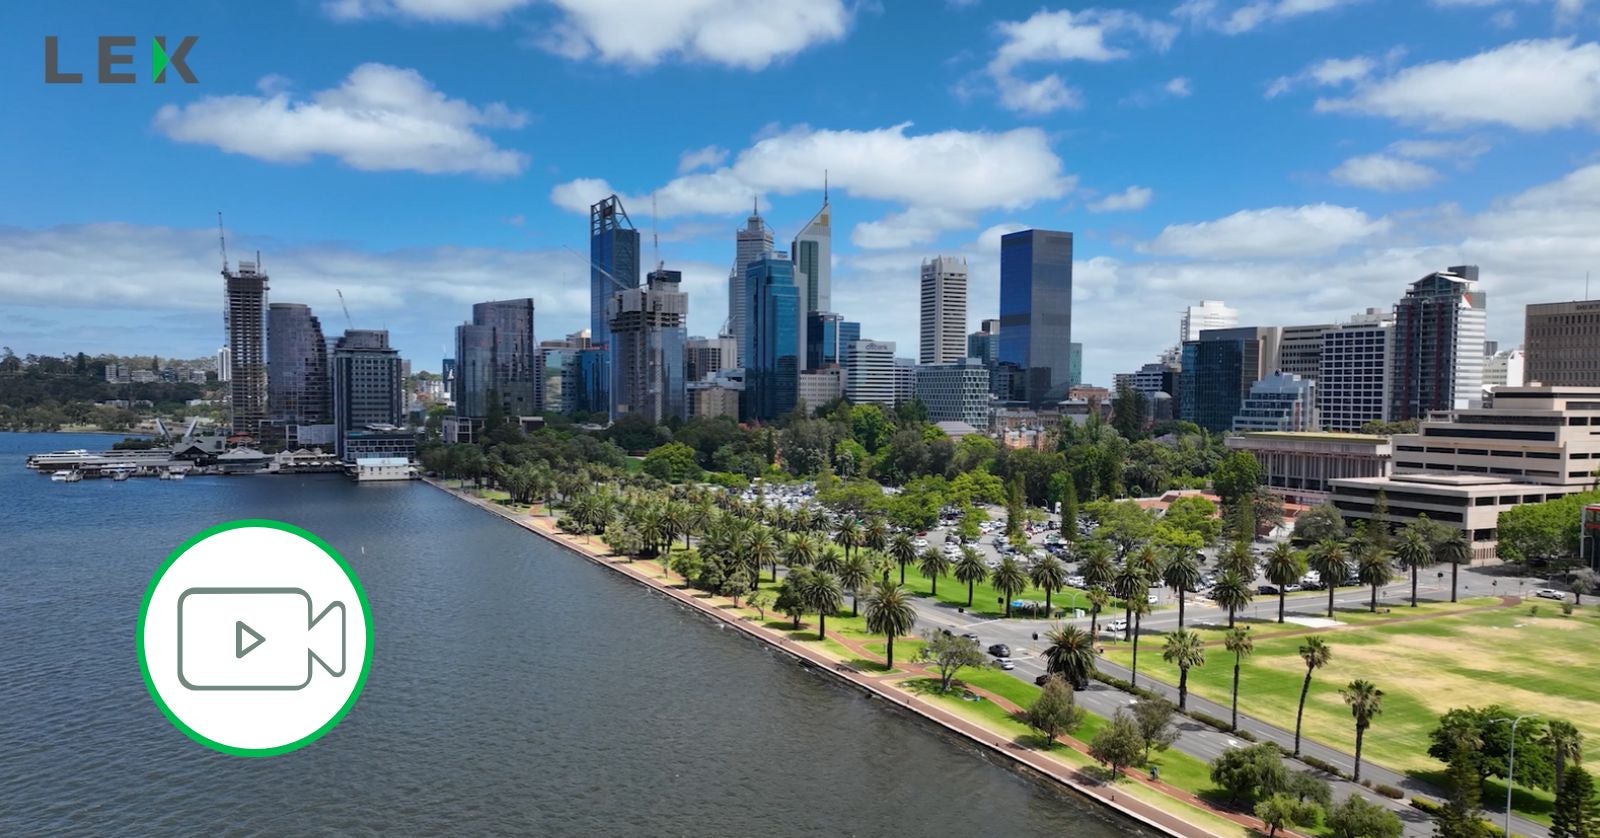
[
  {"x1": 999, "y1": 659, "x2": 1016, "y2": 671},
  {"x1": 1258, "y1": 584, "x2": 1280, "y2": 595},
  {"x1": 1106, "y1": 619, "x2": 1128, "y2": 634},
  {"x1": 961, "y1": 633, "x2": 980, "y2": 642},
  {"x1": 1284, "y1": 583, "x2": 1303, "y2": 593},
  {"x1": 1535, "y1": 588, "x2": 1566, "y2": 600},
  {"x1": 987, "y1": 644, "x2": 1011, "y2": 658},
  {"x1": 1146, "y1": 593, "x2": 1159, "y2": 605}
]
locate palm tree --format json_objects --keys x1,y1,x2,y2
[
  {"x1": 839, "y1": 551, "x2": 874, "y2": 617},
  {"x1": 1087, "y1": 586, "x2": 1110, "y2": 639},
  {"x1": 992, "y1": 556, "x2": 1028, "y2": 618},
  {"x1": 685, "y1": 502, "x2": 713, "y2": 550},
  {"x1": 1224, "y1": 627, "x2": 1254, "y2": 731},
  {"x1": 1435, "y1": 529, "x2": 1472, "y2": 603},
  {"x1": 1307, "y1": 539, "x2": 1350, "y2": 618},
  {"x1": 1211, "y1": 569, "x2": 1253, "y2": 627},
  {"x1": 1341, "y1": 679, "x2": 1384, "y2": 782},
  {"x1": 1128, "y1": 596, "x2": 1153, "y2": 689},
  {"x1": 1162, "y1": 629, "x2": 1207, "y2": 710},
  {"x1": 1042, "y1": 624, "x2": 1097, "y2": 686},
  {"x1": 954, "y1": 547, "x2": 988, "y2": 608},
  {"x1": 888, "y1": 532, "x2": 918, "y2": 584},
  {"x1": 1130, "y1": 545, "x2": 1163, "y2": 583},
  {"x1": 1543, "y1": 720, "x2": 1584, "y2": 795},
  {"x1": 815, "y1": 545, "x2": 844, "y2": 576},
  {"x1": 1219, "y1": 538, "x2": 1255, "y2": 579},
  {"x1": 746, "y1": 528, "x2": 777, "y2": 589},
  {"x1": 1030, "y1": 553, "x2": 1069, "y2": 613},
  {"x1": 801, "y1": 571, "x2": 845, "y2": 641},
  {"x1": 918, "y1": 547, "x2": 951, "y2": 596},
  {"x1": 1162, "y1": 553, "x2": 1203, "y2": 629},
  {"x1": 780, "y1": 532, "x2": 817, "y2": 576},
  {"x1": 1112, "y1": 562, "x2": 1147, "y2": 641},
  {"x1": 864, "y1": 582, "x2": 917, "y2": 670},
  {"x1": 834, "y1": 516, "x2": 864, "y2": 560},
  {"x1": 1356, "y1": 545, "x2": 1392, "y2": 613},
  {"x1": 1081, "y1": 542, "x2": 1116, "y2": 592},
  {"x1": 1263, "y1": 542, "x2": 1306, "y2": 623},
  {"x1": 1393, "y1": 526, "x2": 1434, "y2": 608},
  {"x1": 864, "y1": 518, "x2": 891, "y2": 556},
  {"x1": 1293, "y1": 636, "x2": 1332, "y2": 757}
]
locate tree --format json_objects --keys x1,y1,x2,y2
[
  {"x1": 1341, "y1": 679, "x2": 1384, "y2": 782},
  {"x1": 839, "y1": 551, "x2": 874, "y2": 617},
  {"x1": 1162, "y1": 629, "x2": 1206, "y2": 711},
  {"x1": 642, "y1": 441, "x2": 702, "y2": 482},
  {"x1": 747, "y1": 588, "x2": 771, "y2": 621},
  {"x1": 1210, "y1": 742, "x2": 1288, "y2": 805},
  {"x1": 1041, "y1": 624, "x2": 1096, "y2": 687},
  {"x1": 1307, "y1": 539, "x2": 1351, "y2": 618},
  {"x1": 1059, "y1": 478, "x2": 1080, "y2": 543},
  {"x1": 801, "y1": 571, "x2": 844, "y2": 640},
  {"x1": 1552, "y1": 765, "x2": 1600, "y2": 838},
  {"x1": 1429, "y1": 706, "x2": 1556, "y2": 794},
  {"x1": 775, "y1": 570, "x2": 809, "y2": 629},
  {"x1": 1545, "y1": 720, "x2": 1586, "y2": 796},
  {"x1": 1211, "y1": 569, "x2": 1253, "y2": 627},
  {"x1": 1436, "y1": 527, "x2": 1473, "y2": 603},
  {"x1": 954, "y1": 547, "x2": 988, "y2": 608},
  {"x1": 722, "y1": 566, "x2": 751, "y2": 606},
  {"x1": 918, "y1": 629, "x2": 986, "y2": 692},
  {"x1": 1498, "y1": 490, "x2": 1600, "y2": 569},
  {"x1": 1254, "y1": 793, "x2": 1319, "y2": 838},
  {"x1": 1087, "y1": 586, "x2": 1110, "y2": 639},
  {"x1": 1263, "y1": 542, "x2": 1306, "y2": 623},
  {"x1": 1357, "y1": 542, "x2": 1393, "y2": 613},
  {"x1": 917, "y1": 547, "x2": 951, "y2": 596},
  {"x1": 1572, "y1": 569, "x2": 1599, "y2": 606},
  {"x1": 992, "y1": 556, "x2": 1028, "y2": 617},
  {"x1": 1224, "y1": 627, "x2": 1255, "y2": 731},
  {"x1": 1090, "y1": 710, "x2": 1145, "y2": 780},
  {"x1": 1395, "y1": 522, "x2": 1436, "y2": 607},
  {"x1": 1128, "y1": 595, "x2": 1152, "y2": 688},
  {"x1": 1162, "y1": 552, "x2": 1203, "y2": 629},
  {"x1": 1131, "y1": 697, "x2": 1180, "y2": 761},
  {"x1": 1293, "y1": 502, "x2": 1347, "y2": 545},
  {"x1": 1213, "y1": 451, "x2": 1264, "y2": 508},
  {"x1": 1326, "y1": 795, "x2": 1402, "y2": 838},
  {"x1": 1112, "y1": 560, "x2": 1147, "y2": 641},
  {"x1": 887, "y1": 531, "x2": 917, "y2": 584},
  {"x1": 864, "y1": 582, "x2": 917, "y2": 670},
  {"x1": 1025, "y1": 676, "x2": 1085, "y2": 748},
  {"x1": 1030, "y1": 553, "x2": 1069, "y2": 613},
  {"x1": 1435, "y1": 722, "x2": 1494, "y2": 838},
  {"x1": 833, "y1": 516, "x2": 865, "y2": 560},
  {"x1": 1293, "y1": 636, "x2": 1332, "y2": 757}
]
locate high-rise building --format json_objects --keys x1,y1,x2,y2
[
  {"x1": 330, "y1": 329, "x2": 404, "y2": 460},
  {"x1": 215, "y1": 348, "x2": 231, "y2": 383},
  {"x1": 797, "y1": 367, "x2": 845, "y2": 413},
  {"x1": 1178, "y1": 326, "x2": 1283, "y2": 432},
  {"x1": 894, "y1": 358, "x2": 917, "y2": 407},
  {"x1": 844, "y1": 340, "x2": 897, "y2": 407},
  {"x1": 609, "y1": 268, "x2": 688, "y2": 423},
  {"x1": 968, "y1": 319, "x2": 999, "y2": 367},
  {"x1": 1482, "y1": 348, "x2": 1526, "y2": 393},
  {"x1": 1278, "y1": 323, "x2": 1336, "y2": 380},
  {"x1": 920, "y1": 256, "x2": 968, "y2": 365},
  {"x1": 441, "y1": 357, "x2": 456, "y2": 400},
  {"x1": 1233, "y1": 372, "x2": 1318, "y2": 432},
  {"x1": 806, "y1": 311, "x2": 845, "y2": 370},
  {"x1": 538, "y1": 341, "x2": 579, "y2": 415},
  {"x1": 267, "y1": 303, "x2": 331, "y2": 427},
  {"x1": 1319, "y1": 308, "x2": 1394, "y2": 433},
  {"x1": 1180, "y1": 300, "x2": 1239, "y2": 343},
  {"x1": 1391, "y1": 266, "x2": 1487, "y2": 420},
  {"x1": 998, "y1": 229, "x2": 1073, "y2": 407},
  {"x1": 686, "y1": 335, "x2": 738, "y2": 383},
  {"x1": 915, "y1": 358, "x2": 991, "y2": 426},
  {"x1": 742, "y1": 254, "x2": 801, "y2": 421},
  {"x1": 223, "y1": 258, "x2": 269, "y2": 438},
  {"x1": 589, "y1": 196, "x2": 640, "y2": 351},
  {"x1": 454, "y1": 298, "x2": 538, "y2": 422},
  {"x1": 729, "y1": 203, "x2": 774, "y2": 367},
  {"x1": 575, "y1": 347, "x2": 610, "y2": 417},
  {"x1": 792, "y1": 194, "x2": 831, "y2": 316},
  {"x1": 1525, "y1": 299, "x2": 1600, "y2": 386}
]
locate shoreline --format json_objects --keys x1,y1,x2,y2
[{"x1": 423, "y1": 478, "x2": 1225, "y2": 838}]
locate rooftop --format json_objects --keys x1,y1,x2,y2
[{"x1": 1234, "y1": 431, "x2": 1390, "y2": 443}]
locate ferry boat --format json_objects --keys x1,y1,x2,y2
[
  {"x1": 50, "y1": 470, "x2": 84, "y2": 483},
  {"x1": 27, "y1": 450, "x2": 91, "y2": 470}
]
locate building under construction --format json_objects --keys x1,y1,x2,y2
[
  {"x1": 608, "y1": 268, "x2": 687, "y2": 424},
  {"x1": 224, "y1": 258, "x2": 270, "y2": 439}
]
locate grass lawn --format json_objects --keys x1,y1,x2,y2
[
  {"x1": 881, "y1": 561, "x2": 1135, "y2": 619},
  {"x1": 1100, "y1": 599, "x2": 1600, "y2": 787}
]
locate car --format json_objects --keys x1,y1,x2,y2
[
  {"x1": 960, "y1": 632, "x2": 980, "y2": 642},
  {"x1": 987, "y1": 644, "x2": 1011, "y2": 657},
  {"x1": 1106, "y1": 619, "x2": 1128, "y2": 634},
  {"x1": 1034, "y1": 674, "x2": 1053, "y2": 686},
  {"x1": 1066, "y1": 575, "x2": 1086, "y2": 588},
  {"x1": 1146, "y1": 593, "x2": 1159, "y2": 605},
  {"x1": 1535, "y1": 588, "x2": 1566, "y2": 600},
  {"x1": 1284, "y1": 583, "x2": 1303, "y2": 593},
  {"x1": 999, "y1": 659, "x2": 1016, "y2": 670},
  {"x1": 1258, "y1": 584, "x2": 1280, "y2": 595},
  {"x1": 939, "y1": 628, "x2": 954, "y2": 637}
]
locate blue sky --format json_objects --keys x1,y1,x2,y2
[{"x1": 4, "y1": 0, "x2": 1600, "y2": 383}]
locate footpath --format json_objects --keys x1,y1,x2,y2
[{"x1": 425, "y1": 479, "x2": 1283, "y2": 838}]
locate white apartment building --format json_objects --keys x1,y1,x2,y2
[
  {"x1": 1179, "y1": 300, "x2": 1239, "y2": 343},
  {"x1": 1319, "y1": 308, "x2": 1394, "y2": 433}
]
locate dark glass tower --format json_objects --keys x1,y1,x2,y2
[
  {"x1": 454, "y1": 298, "x2": 538, "y2": 420},
  {"x1": 743, "y1": 255, "x2": 800, "y2": 421},
  {"x1": 267, "y1": 303, "x2": 330, "y2": 426},
  {"x1": 589, "y1": 195, "x2": 640, "y2": 351},
  {"x1": 997, "y1": 229, "x2": 1073, "y2": 407}
]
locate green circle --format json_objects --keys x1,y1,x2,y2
[{"x1": 136, "y1": 518, "x2": 374, "y2": 758}]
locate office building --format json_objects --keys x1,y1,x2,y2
[
  {"x1": 215, "y1": 348, "x2": 231, "y2": 383},
  {"x1": 742, "y1": 254, "x2": 801, "y2": 421},
  {"x1": 689, "y1": 369, "x2": 744, "y2": 420},
  {"x1": 1279, "y1": 323, "x2": 1335, "y2": 380},
  {"x1": 894, "y1": 357, "x2": 917, "y2": 407},
  {"x1": 609, "y1": 268, "x2": 688, "y2": 423},
  {"x1": 1391, "y1": 266, "x2": 1487, "y2": 420},
  {"x1": 539, "y1": 341, "x2": 580, "y2": 415},
  {"x1": 686, "y1": 335, "x2": 738, "y2": 383},
  {"x1": 454, "y1": 298, "x2": 538, "y2": 422},
  {"x1": 797, "y1": 367, "x2": 845, "y2": 413},
  {"x1": 267, "y1": 303, "x2": 331, "y2": 433},
  {"x1": 792, "y1": 193, "x2": 831, "y2": 316},
  {"x1": 589, "y1": 195, "x2": 641, "y2": 350},
  {"x1": 574, "y1": 346, "x2": 610, "y2": 416},
  {"x1": 331, "y1": 329, "x2": 404, "y2": 460},
  {"x1": 806, "y1": 311, "x2": 845, "y2": 370},
  {"x1": 920, "y1": 256, "x2": 968, "y2": 364},
  {"x1": 729, "y1": 203, "x2": 774, "y2": 367},
  {"x1": 1232, "y1": 372, "x2": 1318, "y2": 432},
  {"x1": 1226, "y1": 432, "x2": 1393, "y2": 506},
  {"x1": 968, "y1": 319, "x2": 999, "y2": 367},
  {"x1": 1525, "y1": 299, "x2": 1600, "y2": 386},
  {"x1": 1180, "y1": 300, "x2": 1239, "y2": 343},
  {"x1": 1483, "y1": 348, "x2": 1525, "y2": 393},
  {"x1": 1178, "y1": 326, "x2": 1283, "y2": 432},
  {"x1": 1330, "y1": 386, "x2": 1600, "y2": 559},
  {"x1": 1317, "y1": 308, "x2": 1394, "y2": 433},
  {"x1": 916, "y1": 358, "x2": 991, "y2": 426},
  {"x1": 845, "y1": 340, "x2": 897, "y2": 407},
  {"x1": 223, "y1": 258, "x2": 270, "y2": 438},
  {"x1": 998, "y1": 229, "x2": 1073, "y2": 407}
]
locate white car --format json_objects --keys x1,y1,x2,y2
[
  {"x1": 1534, "y1": 588, "x2": 1566, "y2": 601},
  {"x1": 913, "y1": 538, "x2": 928, "y2": 549},
  {"x1": 1106, "y1": 619, "x2": 1128, "y2": 633},
  {"x1": 999, "y1": 659, "x2": 1016, "y2": 671},
  {"x1": 1146, "y1": 593, "x2": 1159, "y2": 605}
]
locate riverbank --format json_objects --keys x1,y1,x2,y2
[{"x1": 423, "y1": 478, "x2": 1282, "y2": 838}]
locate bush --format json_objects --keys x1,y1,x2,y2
[
  {"x1": 1093, "y1": 672, "x2": 1161, "y2": 701},
  {"x1": 1412, "y1": 797, "x2": 1444, "y2": 815},
  {"x1": 1529, "y1": 604, "x2": 1542, "y2": 617},
  {"x1": 1374, "y1": 784, "x2": 1404, "y2": 799},
  {"x1": 1190, "y1": 711, "x2": 1231, "y2": 732},
  {"x1": 1360, "y1": 778, "x2": 1373, "y2": 788},
  {"x1": 1237, "y1": 729, "x2": 1258, "y2": 742},
  {"x1": 1562, "y1": 601, "x2": 1575, "y2": 616},
  {"x1": 1300, "y1": 755, "x2": 1349, "y2": 780}
]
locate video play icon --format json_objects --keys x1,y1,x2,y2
[{"x1": 177, "y1": 588, "x2": 346, "y2": 691}]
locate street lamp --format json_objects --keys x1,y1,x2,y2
[{"x1": 1490, "y1": 713, "x2": 1539, "y2": 837}]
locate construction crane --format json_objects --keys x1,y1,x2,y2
[
  {"x1": 216, "y1": 211, "x2": 229, "y2": 272},
  {"x1": 337, "y1": 289, "x2": 353, "y2": 329},
  {"x1": 651, "y1": 192, "x2": 662, "y2": 275}
]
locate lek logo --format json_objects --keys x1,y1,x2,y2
[{"x1": 44, "y1": 36, "x2": 198, "y2": 84}]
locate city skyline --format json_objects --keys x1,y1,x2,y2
[{"x1": 8, "y1": 2, "x2": 1600, "y2": 383}]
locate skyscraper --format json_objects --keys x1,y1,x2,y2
[
  {"x1": 686, "y1": 335, "x2": 738, "y2": 383},
  {"x1": 806, "y1": 311, "x2": 845, "y2": 371},
  {"x1": 1178, "y1": 326, "x2": 1283, "y2": 432},
  {"x1": 792, "y1": 193, "x2": 832, "y2": 316},
  {"x1": 729, "y1": 202, "x2": 773, "y2": 367},
  {"x1": 609, "y1": 268, "x2": 688, "y2": 423},
  {"x1": 968, "y1": 319, "x2": 999, "y2": 367},
  {"x1": 267, "y1": 303, "x2": 331, "y2": 428},
  {"x1": 589, "y1": 195, "x2": 640, "y2": 351},
  {"x1": 223, "y1": 257, "x2": 269, "y2": 438},
  {"x1": 1525, "y1": 299, "x2": 1600, "y2": 386},
  {"x1": 330, "y1": 329, "x2": 404, "y2": 460},
  {"x1": 998, "y1": 229, "x2": 1073, "y2": 407},
  {"x1": 920, "y1": 256, "x2": 968, "y2": 365},
  {"x1": 454, "y1": 298, "x2": 538, "y2": 421},
  {"x1": 1180, "y1": 300, "x2": 1239, "y2": 343},
  {"x1": 1319, "y1": 308, "x2": 1394, "y2": 432},
  {"x1": 742, "y1": 254, "x2": 800, "y2": 421},
  {"x1": 1391, "y1": 266, "x2": 1487, "y2": 419}
]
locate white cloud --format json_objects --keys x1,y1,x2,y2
[
  {"x1": 851, "y1": 208, "x2": 975, "y2": 249},
  {"x1": 1331, "y1": 154, "x2": 1441, "y2": 191},
  {"x1": 1176, "y1": 0, "x2": 1366, "y2": 34},
  {"x1": 1088, "y1": 185, "x2": 1154, "y2": 212},
  {"x1": 1317, "y1": 38, "x2": 1600, "y2": 131},
  {"x1": 1265, "y1": 55, "x2": 1376, "y2": 98},
  {"x1": 677, "y1": 145, "x2": 729, "y2": 174},
  {"x1": 1165, "y1": 76, "x2": 1194, "y2": 97},
  {"x1": 1144, "y1": 204, "x2": 1390, "y2": 259},
  {"x1": 153, "y1": 64, "x2": 528, "y2": 177},
  {"x1": 549, "y1": 178, "x2": 619, "y2": 213},
  {"x1": 984, "y1": 8, "x2": 1177, "y2": 114},
  {"x1": 534, "y1": 0, "x2": 851, "y2": 70},
  {"x1": 1386, "y1": 137, "x2": 1493, "y2": 160},
  {"x1": 324, "y1": 0, "x2": 532, "y2": 23},
  {"x1": 1430, "y1": 0, "x2": 1587, "y2": 26}
]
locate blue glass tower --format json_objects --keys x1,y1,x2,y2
[
  {"x1": 589, "y1": 195, "x2": 640, "y2": 351},
  {"x1": 998, "y1": 229, "x2": 1073, "y2": 407},
  {"x1": 743, "y1": 255, "x2": 801, "y2": 421}
]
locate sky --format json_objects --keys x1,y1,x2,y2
[{"x1": 4, "y1": 0, "x2": 1600, "y2": 383}]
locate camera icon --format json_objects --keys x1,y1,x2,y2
[{"x1": 176, "y1": 588, "x2": 346, "y2": 691}]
